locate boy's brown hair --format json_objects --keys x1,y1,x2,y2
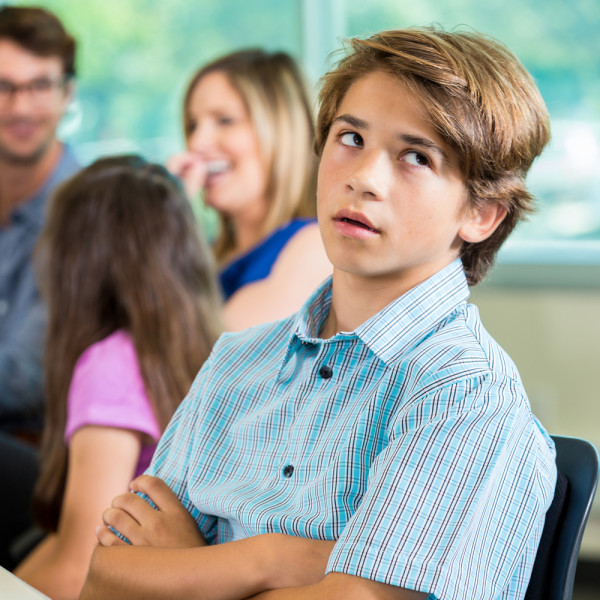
[
  {"x1": 315, "y1": 27, "x2": 551, "y2": 285},
  {"x1": 0, "y1": 5, "x2": 76, "y2": 79}
]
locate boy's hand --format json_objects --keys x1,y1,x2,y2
[{"x1": 96, "y1": 475, "x2": 206, "y2": 549}]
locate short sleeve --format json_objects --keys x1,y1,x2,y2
[
  {"x1": 326, "y1": 373, "x2": 556, "y2": 600},
  {"x1": 145, "y1": 344, "x2": 221, "y2": 543},
  {"x1": 65, "y1": 330, "x2": 161, "y2": 444}
]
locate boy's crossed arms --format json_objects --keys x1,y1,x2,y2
[{"x1": 89, "y1": 475, "x2": 422, "y2": 600}]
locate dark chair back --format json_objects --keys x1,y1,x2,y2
[{"x1": 525, "y1": 435, "x2": 599, "y2": 600}]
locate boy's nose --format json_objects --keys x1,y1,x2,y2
[{"x1": 346, "y1": 151, "x2": 390, "y2": 200}]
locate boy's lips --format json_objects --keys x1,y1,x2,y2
[{"x1": 333, "y1": 208, "x2": 380, "y2": 234}]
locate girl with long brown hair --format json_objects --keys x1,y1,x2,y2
[{"x1": 14, "y1": 154, "x2": 222, "y2": 599}]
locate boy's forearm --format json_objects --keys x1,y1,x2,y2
[
  {"x1": 81, "y1": 533, "x2": 334, "y2": 600},
  {"x1": 81, "y1": 541, "x2": 269, "y2": 600},
  {"x1": 248, "y1": 572, "x2": 429, "y2": 600}
]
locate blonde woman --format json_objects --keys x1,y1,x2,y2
[{"x1": 168, "y1": 49, "x2": 331, "y2": 330}]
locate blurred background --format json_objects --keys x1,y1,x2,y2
[{"x1": 6, "y1": 0, "x2": 600, "y2": 594}]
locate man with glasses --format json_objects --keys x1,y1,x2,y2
[
  {"x1": 0, "y1": 5, "x2": 79, "y2": 568},
  {"x1": 0, "y1": 6, "x2": 78, "y2": 435}
]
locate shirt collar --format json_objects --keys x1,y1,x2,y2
[
  {"x1": 355, "y1": 259, "x2": 470, "y2": 365},
  {"x1": 282, "y1": 259, "x2": 469, "y2": 370}
]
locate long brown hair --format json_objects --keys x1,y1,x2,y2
[
  {"x1": 32, "y1": 155, "x2": 222, "y2": 531},
  {"x1": 183, "y1": 49, "x2": 317, "y2": 261}
]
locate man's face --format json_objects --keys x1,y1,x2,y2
[
  {"x1": 317, "y1": 70, "x2": 490, "y2": 293},
  {"x1": 0, "y1": 39, "x2": 71, "y2": 164}
]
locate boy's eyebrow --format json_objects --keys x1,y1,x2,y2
[
  {"x1": 399, "y1": 134, "x2": 450, "y2": 163},
  {"x1": 333, "y1": 114, "x2": 451, "y2": 164},
  {"x1": 332, "y1": 114, "x2": 369, "y2": 130}
]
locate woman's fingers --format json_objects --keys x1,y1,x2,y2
[{"x1": 166, "y1": 152, "x2": 207, "y2": 199}]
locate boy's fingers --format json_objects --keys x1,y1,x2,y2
[
  {"x1": 129, "y1": 475, "x2": 183, "y2": 512},
  {"x1": 110, "y1": 490, "x2": 156, "y2": 522},
  {"x1": 101, "y1": 506, "x2": 142, "y2": 543},
  {"x1": 95, "y1": 524, "x2": 127, "y2": 547}
]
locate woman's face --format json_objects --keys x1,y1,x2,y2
[{"x1": 185, "y1": 71, "x2": 268, "y2": 223}]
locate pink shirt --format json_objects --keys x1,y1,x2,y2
[{"x1": 65, "y1": 330, "x2": 161, "y2": 476}]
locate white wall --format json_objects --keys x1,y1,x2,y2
[{"x1": 471, "y1": 281, "x2": 600, "y2": 558}]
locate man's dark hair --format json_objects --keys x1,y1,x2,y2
[{"x1": 0, "y1": 5, "x2": 76, "y2": 79}]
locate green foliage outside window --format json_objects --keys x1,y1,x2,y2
[{"x1": 8, "y1": 0, "x2": 600, "y2": 244}]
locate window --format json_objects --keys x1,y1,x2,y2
[
  {"x1": 13, "y1": 0, "x2": 600, "y2": 256},
  {"x1": 344, "y1": 0, "x2": 600, "y2": 247},
  {"x1": 12, "y1": 0, "x2": 303, "y2": 164}
]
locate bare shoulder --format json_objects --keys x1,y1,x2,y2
[
  {"x1": 271, "y1": 222, "x2": 330, "y2": 275},
  {"x1": 285, "y1": 222, "x2": 323, "y2": 250},
  {"x1": 223, "y1": 222, "x2": 331, "y2": 330}
]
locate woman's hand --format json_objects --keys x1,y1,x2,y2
[
  {"x1": 96, "y1": 475, "x2": 206, "y2": 549},
  {"x1": 166, "y1": 151, "x2": 208, "y2": 200}
]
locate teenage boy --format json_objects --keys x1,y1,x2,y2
[
  {"x1": 82, "y1": 27, "x2": 555, "y2": 600},
  {"x1": 0, "y1": 5, "x2": 79, "y2": 433}
]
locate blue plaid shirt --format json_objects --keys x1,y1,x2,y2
[{"x1": 148, "y1": 259, "x2": 556, "y2": 600}]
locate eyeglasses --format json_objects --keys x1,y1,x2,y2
[{"x1": 0, "y1": 76, "x2": 67, "y2": 106}]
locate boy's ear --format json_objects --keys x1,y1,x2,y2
[{"x1": 458, "y1": 201, "x2": 507, "y2": 243}]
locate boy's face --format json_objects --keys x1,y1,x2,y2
[{"x1": 317, "y1": 70, "x2": 496, "y2": 292}]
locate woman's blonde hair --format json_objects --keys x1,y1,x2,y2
[
  {"x1": 316, "y1": 27, "x2": 551, "y2": 285},
  {"x1": 184, "y1": 49, "x2": 317, "y2": 260}
]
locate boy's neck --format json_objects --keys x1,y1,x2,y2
[{"x1": 320, "y1": 263, "x2": 451, "y2": 338}]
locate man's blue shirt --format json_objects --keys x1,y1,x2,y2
[
  {"x1": 0, "y1": 145, "x2": 79, "y2": 427},
  {"x1": 148, "y1": 259, "x2": 556, "y2": 600}
]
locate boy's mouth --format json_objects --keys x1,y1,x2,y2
[
  {"x1": 337, "y1": 216, "x2": 378, "y2": 233},
  {"x1": 333, "y1": 209, "x2": 380, "y2": 233}
]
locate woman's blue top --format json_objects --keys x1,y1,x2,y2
[{"x1": 219, "y1": 218, "x2": 316, "y2": 300}]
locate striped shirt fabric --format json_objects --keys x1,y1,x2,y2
[{"x1": 148, "y1": 259, "x2": 556, "y2": 600}]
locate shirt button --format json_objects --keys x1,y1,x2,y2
[
  {"x1": 283, "y1": 465, "x2": 294, "y2": 478},
  {"x1": 319, "y1": 365, "x2": 333, "y2": 379}
]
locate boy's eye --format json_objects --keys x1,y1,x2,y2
[
  {"x1": 217, "y1": 116, "x2": 234, "y2": 126},
  {"x1": 339, "y1": 132, "x2": 363, "y2": 148},
  {"x1": 404, "y1": 151, "x2": 430, "y2": 167}
]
